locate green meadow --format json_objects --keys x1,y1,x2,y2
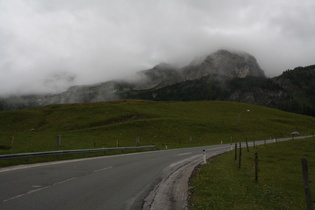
[
  {"x1": 189, "y1": 137, "x2": 315, "y2": 209},
  {"x1": 0, "y1": 100, "x2": 314, "y2": 166}
]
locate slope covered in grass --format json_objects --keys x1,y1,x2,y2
[
  {"x1": 0, "y1": 100, "x2": 314, "y2": 154},
  {"x1": 189, "y1": 137, "x2": 315, "y2": 209}
]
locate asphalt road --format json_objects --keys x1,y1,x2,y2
[
  {"x1": 0, "y1": 144, "x2": 230, "y2": 210},
  {"x1": 0, "y1": 136, "x2": 310, "y2": 210}
]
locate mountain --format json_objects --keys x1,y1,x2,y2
[
  {"x1": 120, "y1": 75, "x2": 290, "y2": 107},
  {"x1": 0, "y1": 50, "x2": 264, "y2": 109},
  {"x1": 120, "y1": 65, "x2": 315, "y2": 116},
  {"x1": 181, "y1": 50, "x2": 265, "y2": 80},
  {"x1": 0, "y1": 50, "x2": 314, "y2": 116},
  {"x1": 273, "y1": 65, "x2": 315, "y2": 115}
]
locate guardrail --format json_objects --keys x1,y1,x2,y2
[{"x1": 0, "y1": 145, "x2": 159, "y2": 160}]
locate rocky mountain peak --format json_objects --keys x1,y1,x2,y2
[{"x1": 182, "y1": 50, "x2": 265, "y2": 80}]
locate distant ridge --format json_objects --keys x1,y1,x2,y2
[{"x1": 0, "y1": 51, "x2": 314, "y2": 117}]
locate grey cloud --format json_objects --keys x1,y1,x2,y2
[{"x1": 0, "y1": 0, "x2": 315, "y2": 96}]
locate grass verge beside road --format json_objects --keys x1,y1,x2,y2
[{"x1": 189, "y1": 137, "x2": 315, "y2": 209}]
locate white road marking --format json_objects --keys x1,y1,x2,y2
[
  {"x1": 93, "y1": 166, "x2": 113, "y2": 173},
  {"x1": 3, "y1": 186, "x2": 50, "y2": 203},
  {"x1": 177, "y1": 152, "x2": 192, "y2": 156},
  {"x1": 53, "y1": 177, "x2": 77, "y2": 186},
  {"x1": 2, "y1": 165, "x2": 114, "y2": 203},
  {"x1": 2, "y1": 177, "x2": 77, "y2": 203},
  {"x1": 205, "y1": 146, "x2": 230, "y2": 151}
]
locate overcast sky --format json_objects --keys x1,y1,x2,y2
[{"x1": 1, "y1": 0, "x2": 315, "y2": 96}]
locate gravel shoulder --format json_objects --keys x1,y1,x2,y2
[{"x1": 142, "y1": 148, "x2": 229, "y2": 210}]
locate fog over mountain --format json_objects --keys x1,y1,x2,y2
[
  {"x1": 1, "y1": 0, "x2": 315, "y2": 96},
  {"x1": 0, "y1": 50, "x2": 267, "y2": 109},
  {"x1": 1, "y1": 50, "x2": 315, "y2": 117}
]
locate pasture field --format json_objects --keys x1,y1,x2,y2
[
  {"x1": 0, "y1": 100, "x2": 314, "y2": 166},
  {"x1": 189, "y1": 137, "x2": 315, "y2": 209}
]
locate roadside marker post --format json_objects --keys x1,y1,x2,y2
[
  {"x1": 203, "y1": 150, "x2": 207, "y2": 164},
  {"x1": 56, "y1": 135, "x2": 61, "y2": 159},
  {"x1": 136, "y1": 137, "x2": 140, "y2": 146},
  {"x1": 56, "y1": 135, "x2": 61, "y2": 150}
]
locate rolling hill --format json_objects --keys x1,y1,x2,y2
[{"x1": 0, "y1": 100, "x2": 314, "y2": 154}]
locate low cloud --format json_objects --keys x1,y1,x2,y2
[{"x1": 0, "y1": 0, "x2": 315, "y2": 96}]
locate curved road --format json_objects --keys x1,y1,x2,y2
[
  {"x1": 0, "y1": 136, "x2": 310, "y2": 210},
  {"x1": 0, "y1": 144, "x2": 230, "y2": 210}
]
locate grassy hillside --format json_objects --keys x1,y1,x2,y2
[
  {"x1": 0, "y1": 100, "x2": 314, "y2": 154},
  {"x1": 189, "y1": 137, "x2": 315, "y2": 209}
]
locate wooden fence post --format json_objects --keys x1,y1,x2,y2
[
  {"x1": 301, "y1": 158, "x2": 313, "y2": 210},
  {"x1": 238, "y1": 142, "x2": 242, "y2": 169},
  {"x1": 245, "y1": 137, "x2": 249, "y2": 152},
  {"x1": 234, "y1": 143, "x2": 237, "y2": 161},
  {"x1": 255, "y1": 152, "x2": 258, "y2": 182}
]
